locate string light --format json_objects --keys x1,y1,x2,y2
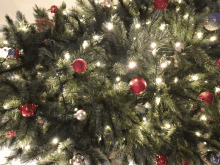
[
  {"x1": 113, "y1": 6, "x2": 117, "y2": 9},
  {"x1": 204, "y1": 142, "x2": 207, "y2": 144},
  {"x1": 82, "y1": 41, "x2": 88, "y2": 49},
  {"x1": 146, "y1": 21, "x2": 151, "y2": 24},
  {"x1": 129, "y1": 61, "x2": 136, "y2": 68},
  {"x1": 197, "y1": 32, "x2": 203, "y2": 38},
  {"x1": 178, "y1": 0, "x2": 182, "y2": 3},
  {"x1": 201, "y1": 115, "x2": 207, "y2": 121},
  {"x1": 53, "y1": 138, "x2": 59, "y2": 144},
  {"x1": 191, "y1": 75, "x2": 198, "y2": 81},
  {"x1": 156, "y1": 78, "x2": 162, "y2": 84},
  {"x1": 165, "y1": 124, "x2": 171, "y2": 129},
  {"x1": 161, "y1": 62, "x2": 168, "y2": 68},
  {"x1": 174, "y1": 77, "x2": 178, "y2": 83},
  {"x1": 133, "y1": 37, "x2": 136, "y2": 40},
  {"x1": 135, "y1": 23, "x2": 141, "y2": 29},
  {"x1": 159, "y1": 24, "x2": 165, "y2": 30},
  {"x1": 97, "y1": 62, "x2": 101, "y2": 66},
  {"x1": 74, "y1": 108, "x2": 78, "y2": 111},
  {"x1": 64, "y1": 53, "x2": 70, "y2": 60},
  {"x1": 106, "y1": 126, "x2": 110, "y2": 129},
  {"x1": 210, "y1": 36, "x2": 216, "y2": 41},
  {"x1": 25, "y1": 145, "x2": 30, "y2": 150},
  {"x1": 205, "y1": 81, "x2": 208, "y2": 83},
  {"x1": 3, "y1": 40, "x2": 8, "y2": 44},
  {"x1": 184, "y1": 14, "x2": 189, "y2": 19},
  {"x1": 152, "y1": 48, "x2": 158, "y2": 55},
  {"x1": 196, "y1": 132, "x2": 201, "y2": 136},
  {"x1": 144, "y1": 102, "x2": 152, "y2": 109},
  {"x1": 176, "y1": 8, "x2": 180, "y2": 12},
  {"x1": 63, "y1": 11, "x2": 67, "y2": 15},
  {"x1": 175, "y1": 42, "x2": 181, "y2": 47},
  {"x1": 143, "y1": 117, "x2": 146, "y2": 121},
  {"x1": 22, "y1": 27, "x2": 27, "y2": 31},
  {"x1": 156, "y1": 97, "x2": 161, "y2": 105},
  {"x1": 93, "y1": 35, "x2": 99, "y2": 40},
  {"x1": 107, "y1": 23, "x2": 113, "y2": 30},
  {"x1": 3, "y1": 104, "x2": 8, "y2": 109},
  {"x1": 151, "y1": 42, "x2": 157, "y2": 49},
  {"x1": 95, "y1": 0, "x2": 99, "y2": 3},
  {"x1": 116, "y1": 77, "x2": 120, "y2": 81},
  {"x1": 216, "y1": 87, "x2": 220, "y2": 93}
]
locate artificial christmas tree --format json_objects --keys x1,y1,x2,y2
[{"x1": 0, "y1": 0, "x2": 220, "y2": 164}]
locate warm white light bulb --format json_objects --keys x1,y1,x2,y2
[
  {"x1": 146, "y1": 21, "x2": 151, "y2": 24},
  {"x1": 165, "y1": 124, "x2": 171, "y2": 129},
  {"x1": 97, "y1": 62, "x2": 101, "y2": 66},
  {"x1": 174, "y1": 78, "x2": 178, "y2": 83},
  {"x1": 175, "y1": 42, "x2": 181, "y2": 47},
  {"x1": 160, "y1": 24, "x2": 165, "y2": 30},
  {"x1": 74, "y1": 108, "x2": 78, "y2": 111},
  {"x1": 64, "y1": 53, "x2": 70, "y2": 60},
  {"x1": 216, "y1": 87, "x2": 220, "y2": 93},
  {"x1": 205, "y1": 81, "x2": 208, "y2": 83},
  {"x1": 93, "y1": 35, "x2": 99, "y2": 40},
  {"x1": 25, "y1": 145, "x2": 30, "y2": 150},
  {"x1": 113, "y1": 6, "x2": 117, "y2": 9},
  {"x1": 152, "y1": 48, "x2": 158, "y2": 55},
  {"x1": 63, "y1": 11, "x2": 67, "y2": 15},
  {"x1": 3, "y1": 40, "x2": 8, "y2": 44},
  {"x1": 3, "y1": 104, "x2": 8, "y2": 109},
  {"x1": 197, "y1": 32, "x2": 203, "y2": 38},
  {"x1": 156, "y1": 97, "x2": 161, "y2": 105},
  {"x1": 129, "y1": 61, "x2": 136, "y2": 68},
  {"x1": 196, "y1": 132, "x2": 201, "y2": 136},
  {"x1": 106, "y1": 126, "x2": 110, "y2": 129},
  {"x1": 99, "y1": 137, "x2": 101, "y2": 140},
  {"x1": 95, "y1": 0, "x2": 99, "y2": 3},
  {"x1": 210, "y1": 36, "x2": 216, "y2": 41},
  {"x1": 201, "y1": 115, "x2": 207, "y2": 121},
  {"x1": 184, "y1": 14, "x2": 189, "y2": 19},
  {"x1": 192, "y1": 75, "x2": 198, "y2": 81},
  {"x1": 161, "y1": 62, "x2": 167, "y2": 68},
  {"x1": 140, "y1": 127, "x2": 142, "y2": 129},
  {"x1": 135, "y1": 23, "x2": 141, "y2": 29},
  {"x1": 176, "y1": 8, "x2": 180, "y2": 12},
  {"x1": 151, "y1": 42, "x2": 157, "y2": 49},
  {"x1": 116, "y1": 77, "x2": 120, "y2": 81},
  {"x1": 143, "y1": 117, "x2": 146, "y2": 121},
  {"x1": 204, "y1": 142, "x2": 207, "y2": 145},
  {"x1": 22, "y1": 27, "x2": 27, "y2": 31},
  {"x1": 133, "y1": 37, "x2": 136, "y2": 40},
  {"x1": 156, "y1": 78, "x2": 162, "y2": 84},
  {"x1": 83, "y1": 41, "x2": 88, "y2": 49},
  {"x1": 179, "y1": 0, "x2": 182, "y2": 3},
  {"x1": 53, "y1": 138, "x2": 58, "y2": 144},
  {"x1": 107, "y1": 23, "x2": 113, "y2": 30}
]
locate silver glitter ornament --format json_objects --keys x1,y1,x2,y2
[{"x1": 74, "y1": 110, "x2": 87, "y2": 121}]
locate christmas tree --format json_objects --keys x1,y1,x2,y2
[{"x1": 0, "y1": 0, "x2": 220, "y2": 164}]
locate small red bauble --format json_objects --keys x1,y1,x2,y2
[
  {"x1": 198, "y1": 91, "x2": 213, "y2": 105},
  {"x1": 183, "y1": 160, "x2": 188, "y2": 165},
  {"x1": 18, "y1": 103, "x2": 37, "y2": 117},
  {"x1": 129, "y1": 78, "x2": 147, "y2": 94},
  {"x1": 153, "y1": 0, "x2": 168, "y2": 10},
  {"x1": 5, "y1": 131, "x2": 16, "y2": 137},
  {"x1": 48, "y1": 5, "x2": 58, "y2": 13},
  {"x1": 217, "y1": 60, "x2": 220, "y2": 67},
  {"x1": 157, "y1": 154, "x2": 168, "y2": 165},
  {"x1": 72, "y1": 59, "x2": 87, "y2": 73}
]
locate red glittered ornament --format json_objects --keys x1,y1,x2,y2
[
  {"x1": 48, "y1": 5, "x2": 58, "y2": 13},
  {"x1": 157, "y1": 154, "x2": 168, "y2": 165},
  {"x1": 217, "y1": 60, "x2": 220, "y2": 67},
  {"x1": 72, "y1": 59, "x2": 87, "y2": 73},
  {"x1": 18, "y1": 103, "x2": 37, "y2": 117},
  {"x1": 153, "y1": 0, "x2": 168, "y2": 10},
  {"x1": 198, "y1": 91, "x2": 213, "y2": 105},
  {"x1": 129, "y1": 78, "x2": 147, "y2": 94}
]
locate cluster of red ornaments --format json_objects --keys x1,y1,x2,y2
[
  {"x1": 18, "y1": 103, "x2": 37, "y2": 117},
  {"x1": 153, "y1": 0, "x2": 168, "y2": 10}
]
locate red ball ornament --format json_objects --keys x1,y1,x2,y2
[
  {"x1": 183, "y1": 160, "x2": 188, "y2": 165},
  {"x1": 198, "y1": 92, "x2": 213, "y2": 105},
  {"x1": 48, "y1": 5, "x2": 58, "y2": 13},
  {"x1": 156, "y1": 154, "x2": 168, "y2": 165},
  {"x1": 18, "y1": 103, "x2": 37, "y2": 117},
  {"x1": 5, "y1": 131, "x2": 16, "y2": 137},
  {"x1": 217, "y1": 60, "x2": 220, "y2": 67},
  {"x1": 72, "y1": 59, "x2": 87, "y2": 73},
  {"x1": 129, "y1": 78, "x2": 147, "y2": 94},
  {"x1": 153, "y1": 0, "x2": 168, "y2": 10}
]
